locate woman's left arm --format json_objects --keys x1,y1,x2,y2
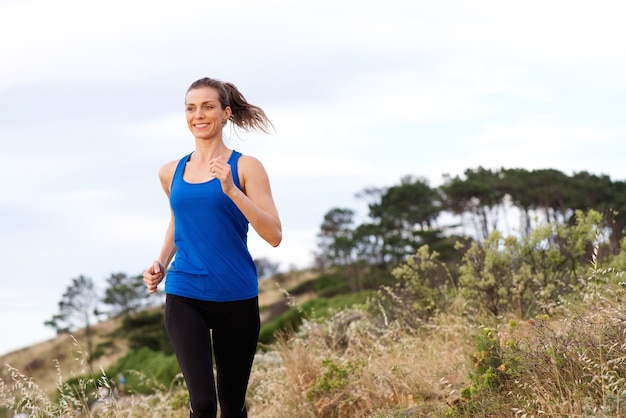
[{"x1": 225, "y1": 155, "x2": 282, "y2": 247}]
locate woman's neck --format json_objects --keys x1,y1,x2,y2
[{"x1": 191, "y1": 140, "x2": 231, "y2": 162}]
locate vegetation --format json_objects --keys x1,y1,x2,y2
[
  {"x1": 43, "y1": 275, "x2": 100, "y2": 370},
  {"x1": 101, "y1": 273, "x2": 155, "y2": 317},
  {"x1": 3, "y1": 166, "x2": 626, "y2": 417}
]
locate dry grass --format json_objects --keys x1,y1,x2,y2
[
  {"x1": 510, "y1": 296, "x2": 626, "y2": 416},
  {"x1": 247, "y1": 308, "x2": 474, "y2": 417},
  {"x1": 3, "y1": 295, "x2": 625, "y2": 417},
  {"x1": 0, "y1": 270, "x2": 319, "y2": 417},
  {"x1": 4, "y1": 266, "x2": 625, "y2": 417},
  {"x1": 0, "y1": 317, "x2": 128, "y2": 400},
  {"x1": 0, "y1": 271, "x2": 315, "y2": 400}
]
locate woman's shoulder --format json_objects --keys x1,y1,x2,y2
[
  {"x1": 158, "y1": 159, "x2": 181, "y2": 179},
  {"x1": 157, "y1": 157, "x2": 186, "y2": 193},
  {"x1": 237, "y1": 153, "x2": 264, "y2": 170},
  {"x1": 237, "y1": 154, "x2": 271, "y2": 190}
]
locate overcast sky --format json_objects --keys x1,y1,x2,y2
[{"x1": 1, "y1": 0, "x2": 626, "y2": 356}]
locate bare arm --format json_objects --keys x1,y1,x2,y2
[{"x1": 143, "y1": 160, "x2": 178, "y2": 293}]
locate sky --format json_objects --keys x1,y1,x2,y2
[{"x1": 1, "y1": 0, "x2": 626, "y2": 356}]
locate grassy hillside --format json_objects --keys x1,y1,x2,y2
[
  {"x1": 0, "y1": 269, "x2": 319, "y2": 409},
  {"x1": 3, "y1": 228, "x2": 626, "y2": 417},
  {"x1": 0, "y1": 316, "x2": 128, "y2": 398}
]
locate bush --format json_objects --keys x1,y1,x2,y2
[
  {"x1": 458, "y1": 210, "x2": 602, "y2": 318},
  {"x1": 259, "y1": 290, "x2": 376, "y2": 346},
  {"x1": 105, "y1": 347, "x2": 180, "y2": 394},
  {"x1": 120, "y1": 310, "x2": 173, "y2": 355}
]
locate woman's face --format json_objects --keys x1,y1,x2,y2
[{"x1": 185, "y1": 87, "x2": 231, "y2": 139}]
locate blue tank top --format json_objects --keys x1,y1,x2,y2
[{"x1": 165, "y1": 150, "x2": 258, "y2": 301}]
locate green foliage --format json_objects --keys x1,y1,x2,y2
[
  {"x1": 468, "y1": 326, "x2": 510, "y2": 390},
  {"x1": 307, "y1": 358, "x2": 365, "y2": 401},
  {"x1": 455, "y1": 296, "x2": 626, "y2": 417},
  {"x1": 44, "y1": 275, "x2": 100, "y2": 367},
  {"x1": 313, "y1": 272, "x2": 353, "y2": 297},
  {"x1": 315, "y1": 169, "x2": 626, "y2": 307},
  {"x1": 288, "y1": 272, "x2": 348, "y2": 297},
  {"x1": 259, "y1": 305, "x2": 301, "y2": 346},
  {"x1": 89, "y1": 340, "x2": 114, "y2": 362},
  {"x1": 259, "y1": 290, "x2": 376, "y2": 346},
  {"x1": 441, "y1": 166, "x2": 507, "y2": 242},
  {"x1": 359, "y1": 177, "x2": 444, "y2": 266},
  {"x1": 386, "y1": 245, "x2": 457, "y2": 319},
  {"x1": 607, "y1": 235, "x2": 626, "y2": 278},
  {"x1": 303, "y1": 291, "x2": 377, "y2": 321},
  {"x1": 458, "y1": 210, "x2": 602, "y2": 317},
  {"x1": 458, "y1": 231, "x2": 519, "y2": 317},
  {"x1": 104, "y1": 347, "x2": 181, "y2": 395},
  {"x1": 317, "y1": 207, "x2": 358, "y2": 267},
  {"x1": 120, "y1": 310, "x2": 173, "y2": 355},
  {"x1": 102, "y1": 272, "x2": 152, "y2": 318},
  {"x1": 455, "y1": 322, "x2": 523, "y2": 417},
  {"x1": 44, "y1": 275, "x2": 98, "y2": 335},
  {"x1": 453, "y1": 253, "x2": 626, "y2": 417}
]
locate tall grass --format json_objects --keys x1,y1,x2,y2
[
  {"x1": 0, "y1": 337, "x2": 190, "y2": 417},
  {"x1": 4, "y1": 284, "x2": 626, "y2": 417},
  {"x1": 3, "y1": 212, "x2": 626, "y2": 417},
  {"x1": 248, "y1": 306, "x2": 472, "y2": 417},
  {"x1": 455, "y1": 241, "x2": 626, "y2": 417}
]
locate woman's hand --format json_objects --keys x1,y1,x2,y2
[
  {"x1": 208, "y1": 156, "x2": 236, "y2": 195},
  {"x1": 143, "y1": 260, "x2": 165, "y2": 294}
]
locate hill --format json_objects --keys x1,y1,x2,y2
[
  {"x1": 0, "y1": 316, "x2": 128, "y2": 399},
  {"x1": 0, "y1": 269, "x2": 318, "y2": 400},
  {"x1": 3, "y1": 226, "x2": 626, "y2": 417}
]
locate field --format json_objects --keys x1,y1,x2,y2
[{"x1": 2, "y1": 255, "x2": 626, "y2": 417}]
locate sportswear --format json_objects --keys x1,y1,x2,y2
[{"x1": 165, "y1": 150, "x2": 257, "y2": 301}]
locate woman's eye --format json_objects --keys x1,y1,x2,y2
[
  {"x1": 186, "y1": 107, "x2": 194, "y2": 112},
  {"x1": 204, "y1": 105, "x2": 212, "y2": 110}
]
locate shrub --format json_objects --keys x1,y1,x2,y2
[{"x1": 458, "y1": 210, "x2": 602, "y2": 317}]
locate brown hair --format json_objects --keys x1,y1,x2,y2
[{"x1": 186, "y1": 77, "x2": 274, "y2": 134}]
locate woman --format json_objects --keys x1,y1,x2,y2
[{"x1": 143, "y1": 77, "x2": 282, "y2": 417}]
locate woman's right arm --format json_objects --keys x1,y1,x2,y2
[{"x1": 143, "y1": 160, "x2": 178, "y2": 294}]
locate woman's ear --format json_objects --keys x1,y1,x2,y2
[{"x1": 223, "y1": 106, "x2": 232, "y2": 124}]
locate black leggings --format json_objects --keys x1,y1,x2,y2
[{"x1": 164, "y1": 294, "x2": 260, "y2": 418}]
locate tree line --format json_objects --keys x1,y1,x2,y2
[{"x1": 316, "y1": 166, "x2": 626, "y2": 290}]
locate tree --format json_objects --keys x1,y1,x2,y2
[
  {"x1": 102, "y1": 272, "x2": 152, "y2": 318},
  {"x1": 363, "y1": 176, "x2": 443, "y2": 264},
  {"x1": 500, "y1": 168, "x2": 534, "y2": 236},
  {"x1": 317, "y1": 208, "x2": 357, "y2": 266},
  {"x1": 44, "y1": 275, "x2": 99, "y2": 361},
  {"x1": 525, "y1": 168, "x2": 570, "y2": 224},
  {"x1": 316, "y1": 207, "x2": 365, "y2": 291},
  {"x1": 441, "y1": 167, "x2": 507, "y2": 242}
]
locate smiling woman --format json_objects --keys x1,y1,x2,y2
[{"x1": 142, "y1": 77, "x2": 282, "y2": 418}]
